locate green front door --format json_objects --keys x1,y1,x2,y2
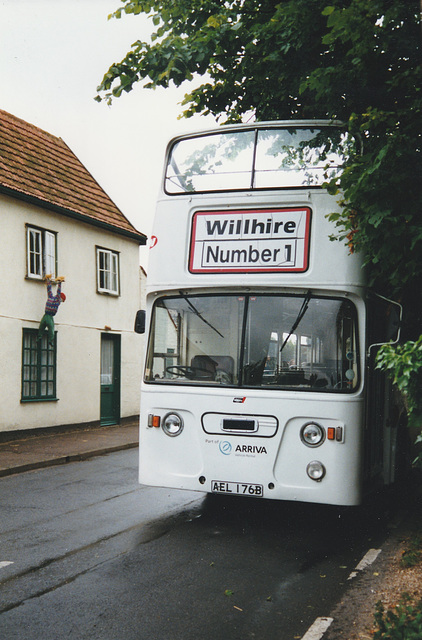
[{"x1": 100, "y1": 334, "x2": 121, "y2": 426}]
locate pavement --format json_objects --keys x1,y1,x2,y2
[{"x1": 0, "y1": 421, "x2": 139, "y2": 477}]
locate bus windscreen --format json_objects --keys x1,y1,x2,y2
[{"x1": 145, "y1": 293, "x2": 359, "y2": 392}]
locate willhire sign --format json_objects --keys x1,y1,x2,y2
[{"x1": 189, "y1": 208, "x2": 311, "y2": 274}]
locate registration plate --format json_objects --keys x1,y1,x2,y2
[{"x1": 211, "y1": 480, "x2": 263, "y2": 497}]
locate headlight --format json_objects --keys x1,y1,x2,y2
[
  {"x1": 301, "y1": 422, "x2": 325, "y2": 447},
  {"x1": 306, "y1": 460, "x2": 326, "y2": 481},
  {"x1": 162, "y1": 412, "x2": 184, "y2": 437}
]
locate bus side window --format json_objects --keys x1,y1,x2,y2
[{"x1": 367, "y1": 295, "x2": 401, "y2": 352}]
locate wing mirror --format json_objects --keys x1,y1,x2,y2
[{"x1": 134, "y1": 310, "x2": 146, "y2": 334}]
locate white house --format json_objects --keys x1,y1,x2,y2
[{"x1": 0, "y1": 109, "x2": 147, "y2": 435}]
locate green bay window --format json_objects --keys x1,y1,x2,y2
[{"x1": 22, "y1": 329, "x2": 57, "y2": 401}]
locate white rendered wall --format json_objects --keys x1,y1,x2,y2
[{"x1": 0, "y1": 193, "x2": 144, "y2": 433}]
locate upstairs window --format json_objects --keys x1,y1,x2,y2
[
  {"x1": 97, "y1": 247, "x2": 119, "y2": 295},
  {"x1": 26, "y1": 225, "x2": 57, "y2": 280}
]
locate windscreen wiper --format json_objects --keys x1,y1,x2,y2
[
  {"x1": 279, "y1": 290, "x2": 312, "y2": 355},
  {"x1": 179, "y1": 292, "x2": 224, "y2": 338}
]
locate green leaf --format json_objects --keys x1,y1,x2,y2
[{"x1": 207, "y1": 15, "x2": 222, "y2": 29}]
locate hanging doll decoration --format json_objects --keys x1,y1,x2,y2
[{"x1": 37, "y1": 275, "x2": 66, "y2": 345}]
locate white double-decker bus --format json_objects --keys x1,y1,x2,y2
[{"x1": 136, "y1": 121, "x2": 402, "y2": 506}]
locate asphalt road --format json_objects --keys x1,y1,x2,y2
[{"x1": 0, "y1": 449, "x2": 393, "y2": 640}]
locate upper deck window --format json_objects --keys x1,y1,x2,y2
[{"x1": 165, "y1": 125, "x2": 356, "y2": 194}]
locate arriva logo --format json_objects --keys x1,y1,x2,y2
[
  {"x1": 219, "y1": 441, "x2": 232, "y2": 455},
  {"x1": 235, "y1": 445, "x2": 268, "y2": 454}
]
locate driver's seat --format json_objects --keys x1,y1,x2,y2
[{"x1": 190, "y1": 355, "x2": 217, "y2": 379}]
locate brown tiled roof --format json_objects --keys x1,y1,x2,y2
[{"x1": 0, "y1": 109, "x2": 146, "y2": 243}]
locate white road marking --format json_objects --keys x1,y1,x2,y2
[
  {"x1": 348, "y1": 548, "x2": 381, "y2": 580},
  {"x1": 300, "y1": 548, "x2": 382, "y2": 638},
  {"x1": 0, "y1": 561, "x2": 14, "y2": 569},
  {"x1": 301, "y1": 616, "x2": 333, "y2": 640}
]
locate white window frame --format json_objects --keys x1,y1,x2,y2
[
  {"x1": 26, "y1": 226, "x2": 57, "y2": 280},
  {"x1": 96, "y1": 247, "x2": 120, "y2": 295}
]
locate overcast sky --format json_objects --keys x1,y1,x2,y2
[{"x1": 1, "y1": 0, "x2": 216, "y2": 266}]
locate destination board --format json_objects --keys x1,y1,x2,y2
[{"x1": 189, "y1": 208, "x2": 311, "y2": 273}]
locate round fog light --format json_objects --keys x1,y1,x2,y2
[
  {"x1": 301, "y1": 422, "x2": 325, "y2": 447},
  {"x1": 162, "y1": 412, "x2": 184, "y2": 437},
  {"x1": 306, "y1": 460, "x2": 326, "y2": 482}
]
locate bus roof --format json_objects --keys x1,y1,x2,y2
[{"x1": 166, "y1": 120, "x2": 346, "y2": 146}]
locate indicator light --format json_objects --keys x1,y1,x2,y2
[
  {"x1": 327, "y1": 427, "x2": 335, "y2": 440},
  {"x1": 148, "y1": 414, "x2": 161, "y2": 428}
]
